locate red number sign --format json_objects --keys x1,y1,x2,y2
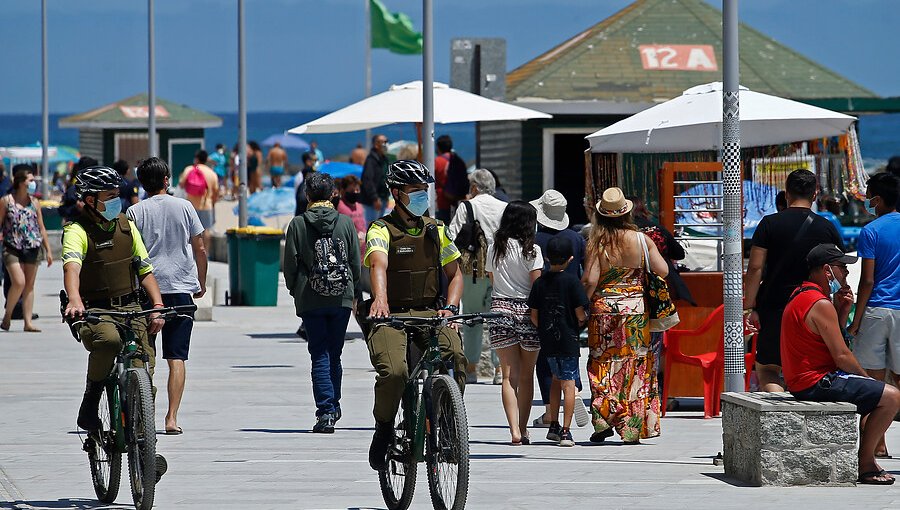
[{"x1": 638, "y1": 45, "x2": 718, "y2": 72}]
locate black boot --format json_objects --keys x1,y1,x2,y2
[
  {"x1": 368, "y1": 421, "x2": 394, "y2": 471},
  {"x1": 77, "y1": 378, "x2": 105, "y2": 432}
]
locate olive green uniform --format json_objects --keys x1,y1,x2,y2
[
  {"x1": 364, "y1": 212, "x2": 466, "y2": 424},
  {"x1": 62, "y1": 214, "x2": 155, "y2": 381}
]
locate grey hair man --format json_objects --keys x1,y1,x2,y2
[{"x1": 449, "y1": 169, "x2": 508, "y2": 384}]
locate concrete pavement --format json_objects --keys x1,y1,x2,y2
[{"x1": 3, "y1": 263, "x2": 900, "y2": 509}]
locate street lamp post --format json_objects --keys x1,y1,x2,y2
[
  {"x1": 722, "y1": 0, "x2": 745, "y2": 393},
  {"x1": 422, "y1": 0, "x2": 435, "y2": 214},
  {"x1": 237, "y1": 0, "x2": 248, "y2": 228},
  {"x1": 41, "y1": 0, "x2": 49, "y2": 196},
  {"x1": 148, "y1": 0, "x2": 157, "y2": 157}
]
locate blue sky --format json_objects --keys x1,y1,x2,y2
[{"x1": 1, "y1": 0, "x2": 898, "y2": 114}]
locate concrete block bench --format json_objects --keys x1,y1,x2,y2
[{"x1": 721, "y1": 392, "x2": 858, "y2": 486}]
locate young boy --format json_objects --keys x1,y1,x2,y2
[{"x1": 528, "y1": 237, "x2": 589, "y2": 446}]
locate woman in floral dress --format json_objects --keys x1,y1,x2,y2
[{"x1": 582, "y1": 188, "x2": 668, "y2": 444}]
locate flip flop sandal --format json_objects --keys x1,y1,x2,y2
[
  {"x1": 858, "y1": 470, "x2": 895, "y2": 485},
  {"x1": 164, "y1": 427, "x2": 183, "y2": 435},
  {"x1": 875, "y1": 451, "x2": 893, "y2": 459}
]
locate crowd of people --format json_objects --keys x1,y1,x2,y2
[{"x1": 16, "y1": 135, "x2": 900, "y2": 485}]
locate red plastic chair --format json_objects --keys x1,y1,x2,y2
[{"x1": 662, "y1": 305, "x2": 724, "y2": 419}]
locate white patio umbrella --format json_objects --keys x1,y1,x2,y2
[
  {"x1": 586, "y1": 82, "x2": 856, "y2": 153},
  {"x1": 288, "y1": 80, "x2": 551, "y2": 134}
]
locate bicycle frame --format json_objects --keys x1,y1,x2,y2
[
  {"x1": 106, "y1": 324, "x2": 149, "y2": 455},
  {"x1": 402, "y1": 329, "x2": 449, "y2": 464}
]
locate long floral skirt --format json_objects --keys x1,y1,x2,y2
[{"x1": 587, "y1": 310, "x2": 661, "y2": 442}]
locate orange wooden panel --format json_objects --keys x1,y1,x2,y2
[{"x1": 659, "y1": 161, "x2": 724, "y2": 233}]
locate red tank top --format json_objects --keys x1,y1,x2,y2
[{"x1": 780, "y1": 283, "x2": 838, "y2": 392}]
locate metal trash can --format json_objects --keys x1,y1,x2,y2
[{"x1": 225, "y1": 227, "x2": 283, "y2": 306}]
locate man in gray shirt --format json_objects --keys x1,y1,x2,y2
[{"x1": 128, "y1": 157, "x2": 208, "y2": 435}]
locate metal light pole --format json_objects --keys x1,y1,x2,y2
[
  {"x1": 722, "y1": 0, "x2": 745, "y2": 393},
  {"x1": 148, "y1": 0, "x2": 157, "y2": 157},
  {"x1": 237, "y1": 0, "x2": 248, "y2": 227},
  {"x1": 40, "y1": 0, "x2": 49, "y2": 196},
  {"x1": 422, "y1": 0, "x2": 435, "y2": 214},
  {"x1": 364, "y1": 0, "x2": 372, "y2": 148}
]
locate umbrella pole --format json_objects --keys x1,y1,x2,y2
[
  {"x1": 422, "y1": 0, "x2": 435, "y2": 217},
  {"x1": 415, "y1": 122, "x2": 423, "y2": 161},
  {"x1": 237, "y1": 0, "x2": 249, "y2": 227},
  {"x1": 722, "y1": 0, "x2": 745, "y2": 393},
  {"x1": 40, "y1": 0, "x2": 49, "y2": 196}
]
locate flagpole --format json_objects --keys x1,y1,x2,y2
[
  {"x1": 422, "y1": 0, "x2": 435, "y2": 215},
  {"x1": 148, "y1": 0, "x2": 157, "y2": 157},
  {"x1": 238, "y1": 0, "x2": 248, "y2": 227},
  {"x1": 40, "y1": 0, "x2": 49, "y2": 196},
  {"x1": 365, "y1": 0, "x2": 372, "y2": 149}
]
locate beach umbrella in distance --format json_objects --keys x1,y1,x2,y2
[
  {"x1": 261, "y1": 133, "x2": 310, "y2": 151},
  {"x1": 233, "y1": 187, "x2": 296, "y2": 218},
  {"x1": 287, "y1": 81, "x2": 551, "y2": 134},
  {"x1": 586, "y1": 82, "x2": 856, "y2": 153}
]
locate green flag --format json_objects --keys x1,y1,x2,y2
[{"x1": 370, "y1": 0, "x2": 423, "y2": 55}]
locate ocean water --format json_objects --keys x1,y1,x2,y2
[{"x1": 0, "y1": 111, "x2": 896, "y2": 166}]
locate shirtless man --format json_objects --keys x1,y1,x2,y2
[{"x1": 266, "y1": 143, "x2": 288, "y2": 188}]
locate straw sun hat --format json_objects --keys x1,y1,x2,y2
[{"x1": 595, "y1": 187, "x2": 634, "y2": 217}]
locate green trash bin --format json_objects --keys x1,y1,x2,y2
[{"x1": 226, "y1": 227, "x2": 283, "y2": 306}]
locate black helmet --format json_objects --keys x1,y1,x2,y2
[
  {"x1": 386, "y1": 159, "x2": 434, "y2": 188},
  {"x1": 75, "y1": 166, "x2": 122, "y2": 199}
]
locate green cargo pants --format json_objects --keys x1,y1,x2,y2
[
  {"x1": 79, "y1": 302, "x2": 154, "y2": 382},
  {"x1": 366, "y1": 309, "x2": 467, "y2": 424}
]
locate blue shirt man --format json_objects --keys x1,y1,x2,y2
[{"x1": 849, "y1": 172, "x2": 900, "y2": 383}]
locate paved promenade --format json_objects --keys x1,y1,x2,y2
[{"x1": 2, "y1": 263, "x2": 900, "y2": 509}]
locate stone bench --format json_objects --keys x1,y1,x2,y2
[{"x1": 721, "y1": 392, "x2": 858, "y2": 486}]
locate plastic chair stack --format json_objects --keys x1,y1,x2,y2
[{"x1": 661, "y1": 305, "x2": 757, "y2": 419}]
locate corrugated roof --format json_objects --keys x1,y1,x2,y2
[
  {"x1": 506, "y1": 0, "x2": 875, "y2": 104},
  {"x1": 59, "y1": 94, "x2": 222, "y2": 129}
]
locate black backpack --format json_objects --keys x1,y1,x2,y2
[
  {"x1": 453, "y1": 201, "x2": 488, "y2": 282},
  {"x1": 304, "y1": 218, "x2": 351, "y2": 297}
]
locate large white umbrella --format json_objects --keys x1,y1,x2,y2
[
  {"x1": 586, "y1": 82, "x2": 856, "y2": 153},
  {"x1": 288, "y1": 81, "x2": 551, "y2": 134}
]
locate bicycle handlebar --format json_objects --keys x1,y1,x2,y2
[
  {"x1": 68, "y1": 305, "x2": 198, "y2": 327},
  {"x1": 365, "y1": 311, "x2": 503, "y2": 330}
]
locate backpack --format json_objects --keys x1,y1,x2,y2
[
  {"x1": 453, "y1": 201, "x2": 488, "y2": 281},
  {"x1": 305, "y1": 218, "x2": 351, "y2": 297},
  {"x1": 184, "y1": 165, "x2": 208, "y2": 197},
  {"x1": 439, "y1": 152, "x2": 470, "y2": 200}
]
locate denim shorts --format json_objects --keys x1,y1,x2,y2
[
  {"x1": 791, "y1": 371, "x2": 884, "y2": 416},
  {"x1": 547, "y1": 356, "x2": 579, "y2": 381}
]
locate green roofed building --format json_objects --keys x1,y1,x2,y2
[
  {"x1": 481, "y1": 0, "x2": 899, "y2": 225},
  {"x1": 60, "y1": 94, "x2": 222, "y2": 182}
]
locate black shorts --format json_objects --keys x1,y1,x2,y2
[
  {"x1": 755, "y1": 306, "x2": 785, "y2": 366},
  {"x1": 150, "y1": 293, "x2": 195, "y2": 360},
  {"x1": 792, "y1": 371, "x2": 884, "y2": 416}
]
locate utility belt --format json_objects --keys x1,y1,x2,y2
[
  {"x1": 84, "y1": 290, "x2": 142, "y2": 310},
  {"x1": 389, "y1": 305, "x2": 438, "y2": 314}
]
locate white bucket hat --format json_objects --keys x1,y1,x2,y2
[{"x1": 530, "y1": 190, "x2": 570, "y2": 230}]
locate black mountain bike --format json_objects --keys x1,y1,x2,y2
[
  {"x1": 63, "y1": 295, "x2": 196, "y2": 510},
  {"x1": 369, "y1": 312, "x2": 500, "y2": 510}
]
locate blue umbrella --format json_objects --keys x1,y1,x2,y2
[
  {"x1": 260, "y1": 133, "x2": 310, "y2": 151},
  {"x1": 317, "y1": 161, "x2": 363, "y2": 179}
]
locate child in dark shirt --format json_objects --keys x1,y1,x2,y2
[{"x1": 528, "y1": 237, "x2": 589, "y2": 446}]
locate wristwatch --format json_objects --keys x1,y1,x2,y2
[{"x1": 442, "y1": 304, "x2": 460, "y2": 315}]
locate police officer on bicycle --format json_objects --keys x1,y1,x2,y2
[
  {"x1": 61, "y1": 166, "x2": 166, "y2": 437},
  {"x1": 364, "y1": 160, "x2": 467, "y2": 471}
]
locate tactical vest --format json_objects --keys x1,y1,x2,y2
[
  {"x1": 376, "y1": 211, "x2": 442, "y2": 310},
  {"x1": 75, "y1": 214, "x2": 139, "y2": 302}
]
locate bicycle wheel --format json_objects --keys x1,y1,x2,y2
[
  {"x1": 425, "y1": 374, "x2": 469, "y2": 510},
  {"x1": 126, "y1": 369, "x2": 157, "y2": 510},
  {"x1": 86, "y1": 382, "x2": 122, "y2": 503},
  {"x1": 378, "y1": 402, "x2": 417, "y2": 510}
]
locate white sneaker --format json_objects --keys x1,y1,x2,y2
[
  {"x1": 532, "y1": 415, "x2": 551, "y2": 428},
  {"x1": 573, "y1": 396, "x2": 590, "y2": 428}
]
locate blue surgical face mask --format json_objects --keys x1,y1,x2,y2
[
  {"x1": 825, "y1": 265, "x2": 841, "y2": 295},
  {"x1": 98, "y1": 197, "x2": 122, "y2": 221},
  {"x1": 26, "y1": 181, "x2": 36, "y2": 194},
  {"x1": 864, "y1": 198, "x2": 877, "y2": 215},
  {"x1": 403, "y1": 190, "x2": 430, "y2": 217}
]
